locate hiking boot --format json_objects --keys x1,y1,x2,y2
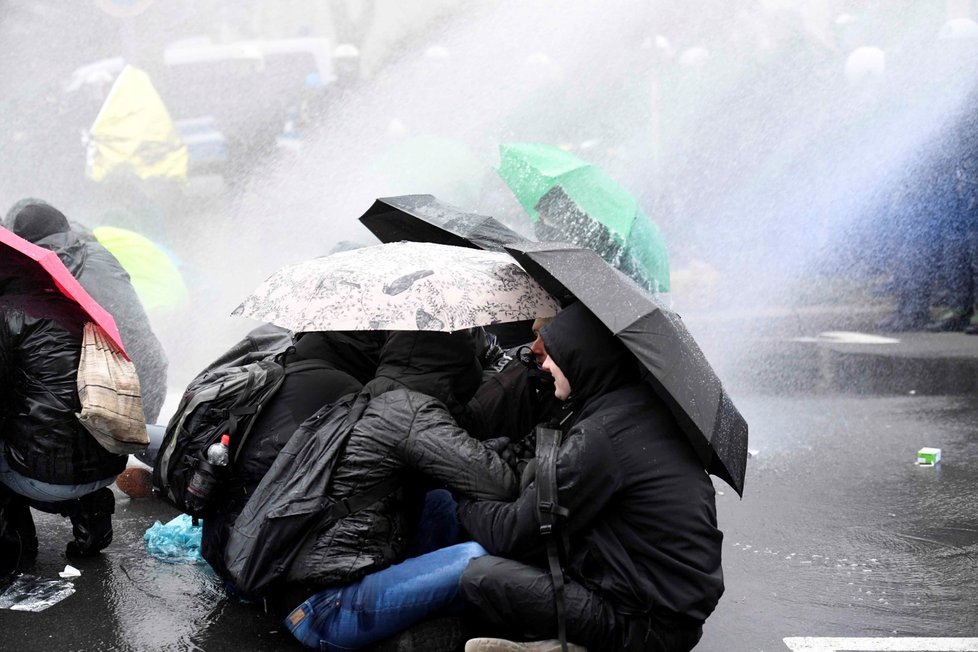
[
  {"x1": 464, "y1": 638, "x2": 587, "y2": 652},
  {"x1": 65, "y1": 487, "x2": 115, "y2": 558},
  {"x1": 116, "y1": 466, "x2": 154, "y2": 499}
]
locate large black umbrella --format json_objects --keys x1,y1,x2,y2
[
  {"x1": 505, "y1": 240, "x2": 748, "y2": 497},
  {"x1": 359, "y1": 194, "x2": 529, "y2": 253}
]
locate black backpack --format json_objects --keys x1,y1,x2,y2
[
  {"x1": 224, "y1": 389, "x2": 398, "y2": 596},
  {"x1": 152, "y1": 345, "x2": 329, "y2": 517}
]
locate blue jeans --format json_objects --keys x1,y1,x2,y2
[
  {"x1": 0, "y1": 451, "x2": 114, "y2": 502},
  {"x1": 285, "y1": 541, "x2": 487, "y2": 651}
]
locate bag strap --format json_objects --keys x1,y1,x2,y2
[
  {"x1": 282, "y1": 359, "x2": 334, "y2": 375},
  {"x1": 536, "y1": 424, "x2": 570, "y2": 652},
  {"x1": 323, "y1": 476, "x2": 401, "y2": 523},
  {"x1": 225, "y1": 357, "x2": 335, "y2": 464}
]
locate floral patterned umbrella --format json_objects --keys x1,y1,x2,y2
[{"x1": 232, "y1": 241, "x2": 560, "y2": 332}]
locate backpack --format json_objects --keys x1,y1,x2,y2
[
  {"x1": 224, "y1": 389, "x2": 398, "y2": 596},
  {"x1": 152, "y1": 345, "x2": 330, "y2": 517}
]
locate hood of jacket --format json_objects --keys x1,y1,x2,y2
[
  {"x1": 363, "y1": 329, "x2": 482, "y2": 416},
  {"x1": 5, "y1": 202, "x2": 70, "y2": 243},
  {"x1": 292, "y1": 330, "x2": 385, "y2": 386},
  {"x1": 31, "y1": 230, "x2": 90, "y2": 277},
  {"x1": 540, "y1": 301, "x2": 641, "y2": 408}
]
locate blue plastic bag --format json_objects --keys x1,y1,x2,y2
[{"x1": 144, "y1": 513, "x2": 205, "y2": 564}]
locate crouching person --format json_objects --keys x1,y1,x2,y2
[
  {"x1": 457, "y1": 303, "x2": 724, "y2": 652},
  {"x1": 0, "y1": 271, "x2": 125, "y2": 574},
  {"x1": 226, "y1": 330, "x2": 520, "y2": 651}
]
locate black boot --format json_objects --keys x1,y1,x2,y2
[
  {"x1": 0, "y1": 493, "x2": 38, "y2": 576},
  {"x1": 65, "y1": 487, "x2": 115, "y2": 558}
]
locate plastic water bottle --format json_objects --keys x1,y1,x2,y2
[
  {"x1": 206, "y1": 434, "x2": 231, "y2": 466},
  {"x1": 185, "y1": 434, "x2": 231, "y2": 515}
]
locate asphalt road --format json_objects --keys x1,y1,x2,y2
[{"x1": 2, "y1": 391, "x2": 977, "y2": 651}]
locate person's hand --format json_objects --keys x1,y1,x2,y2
[{"x1": 483, "y1": 436, "x2": 517, "y2": 469}]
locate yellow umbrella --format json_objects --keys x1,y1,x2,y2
[
  {"x1": 93, "y1": 226, "x2": 189, "y2": 312},
  {"x1": 86, "y1": 65, "x2": 188, "y2": 183}
]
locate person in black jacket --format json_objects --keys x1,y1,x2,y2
[
  {"x1": 0, "y1": 260, "x2": 128, "y2": 573},
  {"x1": 222, "y1": 329, "x2": 518, "y2": 651},
  {"x1": 4, "y1": 200, "x2": 168, "y2": 422},
  {"x1": 199, "y1": 328, "x2": 383, "y2": 581},
  {"x1": 458, "y1": 302, "x2": 724, "y2": 652}
]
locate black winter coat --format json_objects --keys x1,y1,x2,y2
[
  {"x1": 0, "y1": 293, "x2": 128, "y2": 484},
  {"x1": 458, "y1": 303, "x2": 724, "y2": 625},
  {"x1": 199, "y1": 330, "x2": 378, "y2": 579},
  {"x1": 278, "y1": 331, "x2": 513, "y2": 588},
  {"x1": 35, "y1": 230, "x2": 168, "y2": 422},
  {"x1": 283, "y1": 386, "x2": 518, "y2": 587}
]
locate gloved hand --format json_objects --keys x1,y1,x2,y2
[{"x1": 483, "y1": 436, "x2": 518, "y2": 470}]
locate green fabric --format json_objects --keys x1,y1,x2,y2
[
  {"x1": 93, "y1": 226, "x2": 188, "y2": 311},
  {"x1": 497, "y1": 143, "x2": 670, "y2": 292}
]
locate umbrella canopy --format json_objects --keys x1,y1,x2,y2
[
  {"x1": 86, "y1": 65, "x2": 188, "y2": 183},
  {"x1": 92, "y1": 226, "x2": 189, "y2": 311},
  {"x1": 232, "y1": 241, "x2": 559, "y2": 333},
  {"x1": 359, "y1": 194, "x2": 530, "y2": 253},
  {"x1": 505, "y1": 240, "x2": 747, "y2": 496},
  {"x1": 497, "y1": 142, "x2": 670, "y2": 293},
  {"x1": 0, "y1": 226, "x2": 128, "y2": 356}
]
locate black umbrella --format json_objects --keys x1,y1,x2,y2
[
  {"x1": 359, "y1": 194, "x2": 529, "y2": 253},
  {"x1": 505, "y1": 241, "x2": 748, "y2": 497}
]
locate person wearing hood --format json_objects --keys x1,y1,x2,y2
[
  {"x1": 4, "y1": 200, "x2": 168, "y2": 422},
  {"x1": 0, "y1": 257, "x2": 128, "y2": 572},
  {"x1": 198, "y1": 328, "x2": 384, "y2": 580},
  {"x1": 256, "y1": 329, "x2": 519, "y2": 651},
  {"x1": 458, "y1": 302, "x2": 724, "y2": 652}
]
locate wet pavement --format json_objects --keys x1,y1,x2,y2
[
  {"x1": 701, "y1": 393, "x2": 978, "y2": 651},
  {"x1": 3, "y1": 352, "x2": 978, "y2": 650}
]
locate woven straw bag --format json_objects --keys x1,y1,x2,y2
[{"x1": 76, "y1": 322, "x2": 149, "y2": 454}]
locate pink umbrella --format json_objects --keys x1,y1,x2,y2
[{"x1": 0, "y1": 226, "x2": 128, "y2": 358}]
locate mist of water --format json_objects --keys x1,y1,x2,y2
[{"x1": 2, "y1": 1, "x2": 976, "y2": 394}]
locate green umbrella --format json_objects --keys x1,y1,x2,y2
[{"x1": 497, "y1": 142, "x2": 670, "y2": 292}]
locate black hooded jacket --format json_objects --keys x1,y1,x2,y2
[
  {"x1": 458, "y1": 302, "x2": 724, "y2": 625},
  {"x1": 6, "y1": 202, "x2": 169, "y2": 422},
  {"x1": 265, "y1": 330, "x2": 517, "y2": 588},
  {"x1": 23, "y1": 224, "x2": 168, "y2": 423},
  {"x1": 0, "y1": 286, "x2": 128, "y2": 485},
  {"x1": 227, "y1": 333, "x2": 378, "y2": 497},
  {"x1": 200, "y1": 328, "x2": 382, "y2": 578}
]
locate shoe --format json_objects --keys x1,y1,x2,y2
[
  {"x1": 464, "y1": 638, "x2": 587, "y2": 652},
  {"x1": 65, "y1": 487, "x2": 115, "y2": 558},
  {"x1": 116, "y1": 466, "x2": 154, "y2": 499},
  {"x1": 924, "y1": 309, "x2": 972, "y2": 332},
  {"x1": 0, "y1": 495, "x2": 38, "y2": 573}
]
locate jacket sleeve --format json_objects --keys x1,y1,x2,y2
[
  {"x1": 397, "y1": 394, "x2": 519, "y2": 501},
  {"x1": 457, "y1": 419, "x2": 623, "y2": 557}
]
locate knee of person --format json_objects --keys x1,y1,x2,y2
[
  {"x1": 459, "y1": 553, "x2": 499, "y2": 593},
  {"x1": 456, "y1": 540, "x2": 487, "y2": 559}
]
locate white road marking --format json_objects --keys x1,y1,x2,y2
[{"x1": 783, "y1": 638, "x2": 978, "y2": 651}]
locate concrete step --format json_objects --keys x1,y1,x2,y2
[{"x1": 682, "y1": 306, "x2": 978, "y2": 396}]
